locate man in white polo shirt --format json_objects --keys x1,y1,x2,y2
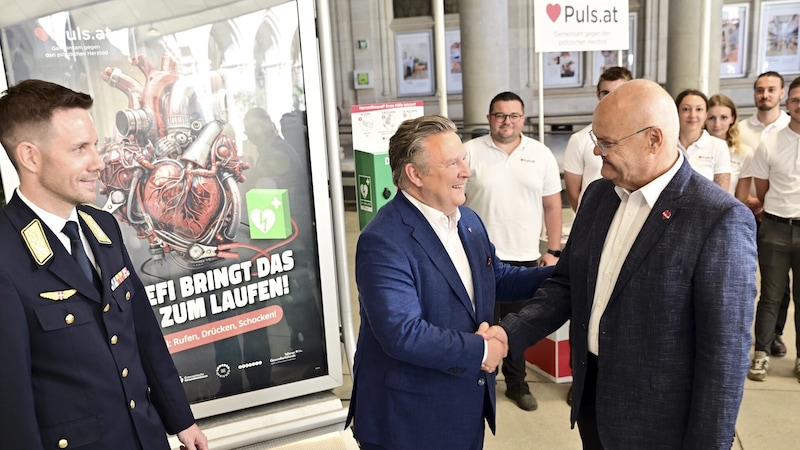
[
  {"x1": 739, "y1": 71, "x2": 789, "y2": 150},
  {"x1": 740, "y1": 71, "x2": 791, "y2": 357},
  {"x1": 748, "y1": 75, "x2": 800, "y2": 383},
  {"x1": 464, "y1": 91, "x2": 562, "y2": 411}
]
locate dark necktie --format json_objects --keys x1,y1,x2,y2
[{"x1": 62, "y1": 221, "x2": 95, "y2": 283}]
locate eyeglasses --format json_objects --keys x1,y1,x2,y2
[
  {"x1": 589, "y1": 126, "x2": 654, "y2": 156},
  {"x1": 490, "y1": 113, "x2": 523, "y2": 123}
]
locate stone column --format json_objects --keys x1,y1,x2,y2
[
  {"x1": 666, "y1": 0, "x2": 723, "y2": 97},
  {"x1": 460, "y1": 0, "x2": 509, "y2": 133}
]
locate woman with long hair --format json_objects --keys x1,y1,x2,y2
[{"x1": 705, "y1": 93, "x2": 761, "y2": 217}]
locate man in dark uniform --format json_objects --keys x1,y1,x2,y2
[{"x1": 0, "y1": 79, "x2": 208, "y2": 449}]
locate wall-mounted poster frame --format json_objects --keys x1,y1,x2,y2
[
  {"x1": 543, "y1": 51, "x2": 582, "y2": 88},
  {"x1": 0, "y1": 0, "x2": 343, "y2": 421},
  {"x1": 757, "y1": 1, "x2": 800, "y2": 74},
  {"x1": 444, "y1": 28, "x2": 462, "y2": 94},
  {"x1": 396, "y1": 30, "x2": 435, "y2": 96},
  {"x1": 593, "y1": 12, "x2": 637, "y2": 85},
  {"x1": 721, "y1": 3, "x2": 749, "y2": 78}
]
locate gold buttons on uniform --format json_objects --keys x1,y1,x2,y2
[
  {"x1": 130, "y1": 399, "x2": 136, "y2": 409},
  {"x1": 110, "y1": 335, "x2": 118, "y2": 345},
  {"x1": 103, "y1": 303, "x2": 110, "y2": 313},
  {"x1": 122, "y1": 368, "x2": 129, "y2": 377},
  {"x1": 64, "y1": 314, "x2": 75, "y2": 325},
  {"x1": 58, "y1": 438, "x2": 68, "y2": 448},
  {"x1": 125, "y1": 291, "x2": 131, "y2": 301}
]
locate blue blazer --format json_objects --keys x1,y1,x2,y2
[
  {"x1": 345, "y1": 192, "x2": 552, "y2": 449},
  {"x1": 0, "y1": 194, "x2": 195, "y2": 450},
  {"x1": 501, "y1": 160, "x2": 757, "y2": 449}
]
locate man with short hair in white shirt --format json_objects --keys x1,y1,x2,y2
[
  {"x1": 739, "y1": 71, "x2": 790, "y2": 150},
  {"x1": 740, "y1": 71, "x2": 792, "y2": 357},
  {"x1": 564, "y1": 66, "x2": 633, "y2": 211},
  {"x1": 748, "y1": 75, "x2": 800, "y2": 383},
  {"x1": 464, "y1": 91, "x2": 562, "y2": 411}
]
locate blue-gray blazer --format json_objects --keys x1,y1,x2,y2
[
  {"x1": 346, "y1": 192, "x2": 552, "y2": 449},
  {"x1": 502, "y1": 159, "x2": 757, "y2": 449}
]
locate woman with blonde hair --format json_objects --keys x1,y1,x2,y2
[{"x1": 705, "y1": 93, "x2": 761, "y2": 216}]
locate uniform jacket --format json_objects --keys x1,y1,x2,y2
[
  {"x1": 345, "y1": 192, "x2": 552, "y2": 449},
  {"x1": 501, "y1": 160, "x2": 757, "y2": 449},
  {"x1": 0, "y1": 193, "x2": 195, "y2": 449}
]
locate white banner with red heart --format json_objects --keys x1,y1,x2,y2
[{"x1": 533, "y1": 0, "x2": 629, "y2": 52}]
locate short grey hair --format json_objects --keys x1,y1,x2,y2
[{"x1": 389, "y1": 114, "x2": 458, "y2": 189}]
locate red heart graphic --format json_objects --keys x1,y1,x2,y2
[
  {"x1": 546, "y1": 3, "x2": 561, "y2": 22},
  {"x1": 33, "y1": 27, "x2": 49, "y2": 41}
]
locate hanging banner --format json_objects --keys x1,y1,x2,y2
[
  {"x1": 533, "y1": 0, "x2": 630, "y2": 52},
  {"x1": 0, "y1": 0, "x2": 342, "y2": 419}
]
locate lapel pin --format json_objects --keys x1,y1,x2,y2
[
  {"x1": 467, "y1": 227, "x2": 472, "y2": 232},
  {"x1": 662, "y1": 210, "x2": 672, "y2": 220},
  {"x1": 486, "y1": 257, "x2": 492, "y2": 266}
]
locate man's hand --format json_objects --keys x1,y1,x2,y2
[
  {"x1": 540, "y1": 252, "x2": 559, "y2": 266},
  {"x1": 177, "y1": 423, "x2": 208, "y2": 450},
  {"x1": 476, "y1": 323, "x2": 509, "y2": 373},
  {"x1": 475, "y1": 321, "x2": 490, "y2": 335}
]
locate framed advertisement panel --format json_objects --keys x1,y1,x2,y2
[
  {"x1": 593, "y1": 12, "x2": 637, "y2": 84},
  {"x1": 721, "y1": 3, "x2": 749, "y2": 78},
  {"x1": 445, "y1": 28, "x2": 462, "y2": 94},
  {"x1": 757, "y1": 1, "x2": 800, "y2": 74},
  {"x1": 396, "y1": 30, "x2": 435, "y2": 96},
  {"x1": 543, "y1": 51, "x2": 583, "y2": 88},
  {"x1": 0, "y1": 0, "x2": 343, "y2": 420}
]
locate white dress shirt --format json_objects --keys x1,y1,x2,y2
[{"x1": 588, "y1": 152, "x2": 684, "y2": 354}]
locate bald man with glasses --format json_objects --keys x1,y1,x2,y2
[
  {"x1": 464, "y1": 91, "x2": 562, "y2": 411},
  {"x1": 481, "y1": 80, "x2": 756, "y2": 449}
]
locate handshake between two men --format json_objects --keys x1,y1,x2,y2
[{"x1": 476, "y1": 322, "x2": 510, "y2": 373}]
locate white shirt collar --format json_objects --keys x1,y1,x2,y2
[
  {"x1": 16, "y1": 189, "x2": 79, "y2": 235},
  {"x1": 401, "y1": 190, "x2": 461, "y2": 228},
  {"x1": 614, "y1": 151, "x2": 684, "y2": 208},
  {"x1": 678, "y1": 129, "x2": 711, "y2": 152}
]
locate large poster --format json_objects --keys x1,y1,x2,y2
[
  {"x1": 0, "y1": 0, "x2": 342, "y2": 419},
  {"x1": 757, "y1": 1, "x2": 800, "y2": 74}
]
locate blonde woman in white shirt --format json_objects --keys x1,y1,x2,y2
[
  {"x1": 705, "y1": 94, "x2": 761, "y2": 216},
  {"x1": 676, "y1": 89, "x2": 732, "y2": 191}
]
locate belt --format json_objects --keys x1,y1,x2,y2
[{"x1": 764, "y1": 212, "x2": 800, "y2": 226}]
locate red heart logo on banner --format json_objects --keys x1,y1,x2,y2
[
  {"x1": 546, "y1": 3, "x2": 561, "y2": 22},
  {"x1": 33, "y1": 27, "x2": 50, "y2": 41}
]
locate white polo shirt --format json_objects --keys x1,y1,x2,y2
[
  {"x1": 738, "y1": 112, "x2": 790, "y2": 151},
  {"x1": 750, "y1": 125, "x2": 800, "y2": 218},
  {"x1": 728, "y1": 144, "x2": 754, "y2": 196},
  {"x1": 563, "y1": 124, "x2": 602, "y2": 208},
  {"x1": 464, "y1": 134, "x2": 562, "y2": 262},
  {"x1": 678, "y1": 130, "x2": 732, "y2": 181}
]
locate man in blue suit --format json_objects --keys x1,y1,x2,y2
[
  {"x1": 345, "y1": 115, "x2": 552, "y2": 449},
  {"x1": 0, "y1": 80, "x2": 207, "y2": 449},
  {"x1": 485, "y1": 79, "x2": 757, "y2": 449}
]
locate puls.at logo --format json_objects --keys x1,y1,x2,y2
[{"x1": 545, "y1": 3, "x2": 621, "y2": 24}]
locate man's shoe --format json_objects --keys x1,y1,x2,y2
[
  {"x1": 794, "y1": 358, "x2": 800, "y2": 383},
  {"x1": 505, "y1": 383, "x2": 538, "y2": 411},
  {"x1": 747, "y1": 351, "x2": 769, "y2": 381},
  {"x1": 771, "y1": 334, "x2": 787, "y2": 357}
]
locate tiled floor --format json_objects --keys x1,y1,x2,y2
[{"x1": 334, "y1": 208, "x2": 800, "y2": 450}]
